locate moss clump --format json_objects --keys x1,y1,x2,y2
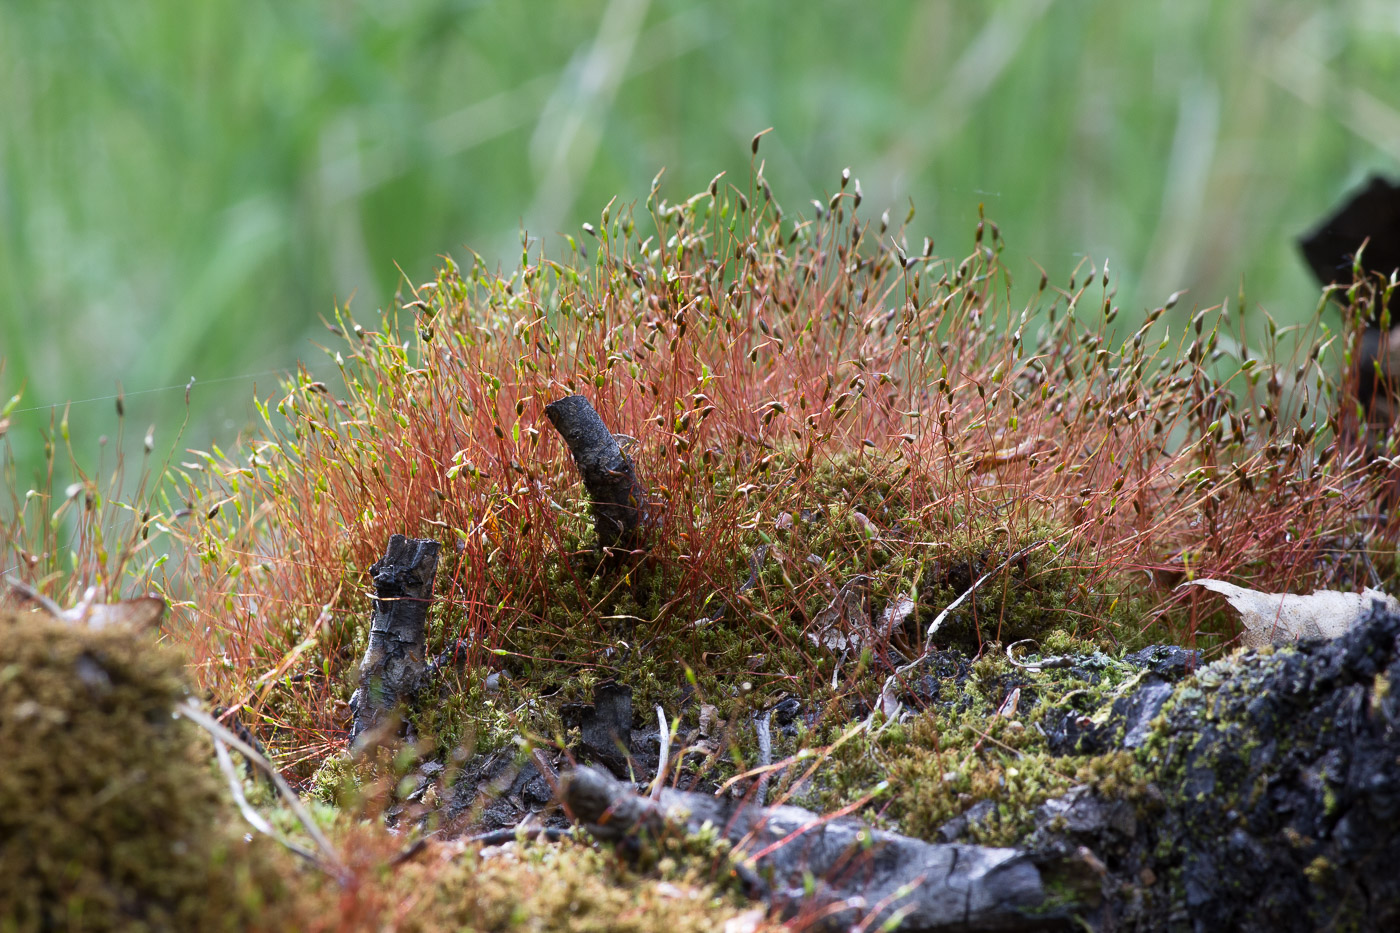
[
  {"x1": 783, "y1": 630, "x2": 1153, "y2": 846},
  {"x1": 0, "y1": 609, "x2": 298, "y2": 932},
  {"x1": 395, "y1": 839, "x2": 765, "y2": 933}
]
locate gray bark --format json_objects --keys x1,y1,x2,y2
[
  {"x1": 560, "y1": 766, "x2": 1057, "y2": 932},
  {"x1": 544, "y1": 394, "x2": 648, "y2": 553},
  {"x1": 348, "y1": 534, "x2": 440, "y2": 749}
]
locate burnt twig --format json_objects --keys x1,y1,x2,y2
[
  {"x1": 545, "y1": 395, "x2": 649, "y2": 554},
  {"x1": 348, "y1": 534, "x2": 440, "y2": 749}
]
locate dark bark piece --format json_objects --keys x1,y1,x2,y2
[
  {"x1": 558, "y1": 682, "x2": 636, "y2": 776},
  {"x1": 348, "y1": 534, "x2": 440, "y2": 749},
  {"x1": 560, "y1": 766, "x2": 1059, "y2": 932},
  {"x1": 1298, "y1": 175, "x2": 1400, "y2": 294},
  {"x1": 579, "y1": 682, "x2": 633, "y2": 772},
  {"x1": 544, "y1": 395, "x2": 648, "y2": 552},
  {"x1": 1299, "y1": 176, "x2": 1400, "y2": 451}
]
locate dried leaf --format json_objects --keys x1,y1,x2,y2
[
  {"x1": 1182, "y1": 579, "x2": 1399, "y2": 648},
  {"x1": 63, "y1": 595, "x2": 167, "y2": 631},
  {"x1": 878, "y1": 593, "x2": 916, "y2": 641},
  {"x1": 807, "y1": 575, "x2": 871, "y2": 653}
]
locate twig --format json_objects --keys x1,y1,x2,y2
[
  {"x1": 1005, "y1": 638, "x2": 1075, "y2": 671},
  {"x1": 464, "y1": 825, "x2": 574, "y2": 847},
  {"x1": 544, "y1": 394, "x2": 650, "y2": 553},
  {"x1": 211, "y1": 735, "x2": 321, "y2": 865},
  {"x1": 649, "y1": 705, "x2": 672, "y2": 800},
  {"x1": 388, "y1": 838, "x2": 430, "y2": 866},
  {"x1": 3, "y1": 578, "x2": 66, "y2": 617},
  {"x1": 176, "y1": 699, "x2": 347, "y2": 880},
  {"x1": 531, "y1": 746, "x2": 562, "y2": 799},
  {"x1": 754, "y1": 710, "x2": 774, "y2": 806}
]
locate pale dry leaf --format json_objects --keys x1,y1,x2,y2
[
  {"x1": 878, "y1": 593, "x2": 916, "y2": 641},
  {"x1": 6, "y1": 580, "x2": 165, "y2": 631},
  {"x1": 1182, "y1": 578, "x2": 1399, "y2": 648},
  {"x1": 807, "y1": 575, "x2": 871, "y2": 653},
  {"x1": 723, "y1": 908, "x2": 768, "y2": 933},
  {"x1": 67, "y1": 596, "x2": 166, "y2": 631}
]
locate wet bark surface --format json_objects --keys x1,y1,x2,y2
[{"x1": 1063, "y1": 600, "x2": 1400, "y2": 932}]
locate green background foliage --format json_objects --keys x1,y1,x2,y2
[{"x1": 1, "y1": 0, "x2": 1397, "y2": 480}]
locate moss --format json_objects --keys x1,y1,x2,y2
[
  {"x1": 266, "y1": 433, "x2": 1147, "y2": 798},
  {"x1": 0, "y1": 609, "x2": 305, "y2": 932},
  {"x1": 394, "y1": 839, "x2": 766, "y2": 933},
  {"x1": 309, "y1": 750, "x2": 366, "y2": 808},
  {"x1": 766, "y1": 630, "x2": 1155, "y2": 847},
  {"x1": 1303, "y1": 855, "x2": 1334, "y2": 887},
  {"x1": 411, "y1": 673, "x2": 534, "y2": 762}
]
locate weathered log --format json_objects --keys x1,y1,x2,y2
[
  {"x1": 560, "y1": 765, "x2": 1058, "y2": 932},
  {"x1": 1044, "y1": 598, "x2": 1400, "y2": 932},
  {"x1": 347, "y1": 534, "x2": 440, "y2": 749},
  {"x1": 544, "y1": 394, "x2": 648, "y2": 553}
]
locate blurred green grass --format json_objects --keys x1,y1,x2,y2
[{"x1": 2, "y1": 0, "x2": 1398, "y2": 486}]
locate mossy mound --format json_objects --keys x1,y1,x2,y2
[
  {"x1": 0, "y1": 609, "x2": 296, "y2": 932},
  {"x1": 395, "y1": 841, "x2": 766, "y2": 933}
]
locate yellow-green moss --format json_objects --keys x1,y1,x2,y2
[
  {"x1": 776, "y1": 631, "x2": 1155, "y2": 846},
  {"x1": 394, "y1": 839, "x2": 767, "y2": 933},
  {"x1": 0, "y1": 609, "x2": 302, "y2": 932}
]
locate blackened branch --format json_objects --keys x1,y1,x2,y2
[
  {"x1": 348, "y1": 534, "x2": 440, "y2": 749},
  {"x1": 544, "y1": 395, "x2": 649, "y2": 553}
]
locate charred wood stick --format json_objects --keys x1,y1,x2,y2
[
  {"x1": 348, "y1": 534, "x2": 440, "y2": 749},
  {"x1": 544, "y1": 395, "x2": 649, "y2": 553},
  {"x1": 1357, "y1": 323, "x2": 1400, "y2": 432},
  {"x1": 559, "y1": 765, "x2": 1055, "y2": 931}
]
